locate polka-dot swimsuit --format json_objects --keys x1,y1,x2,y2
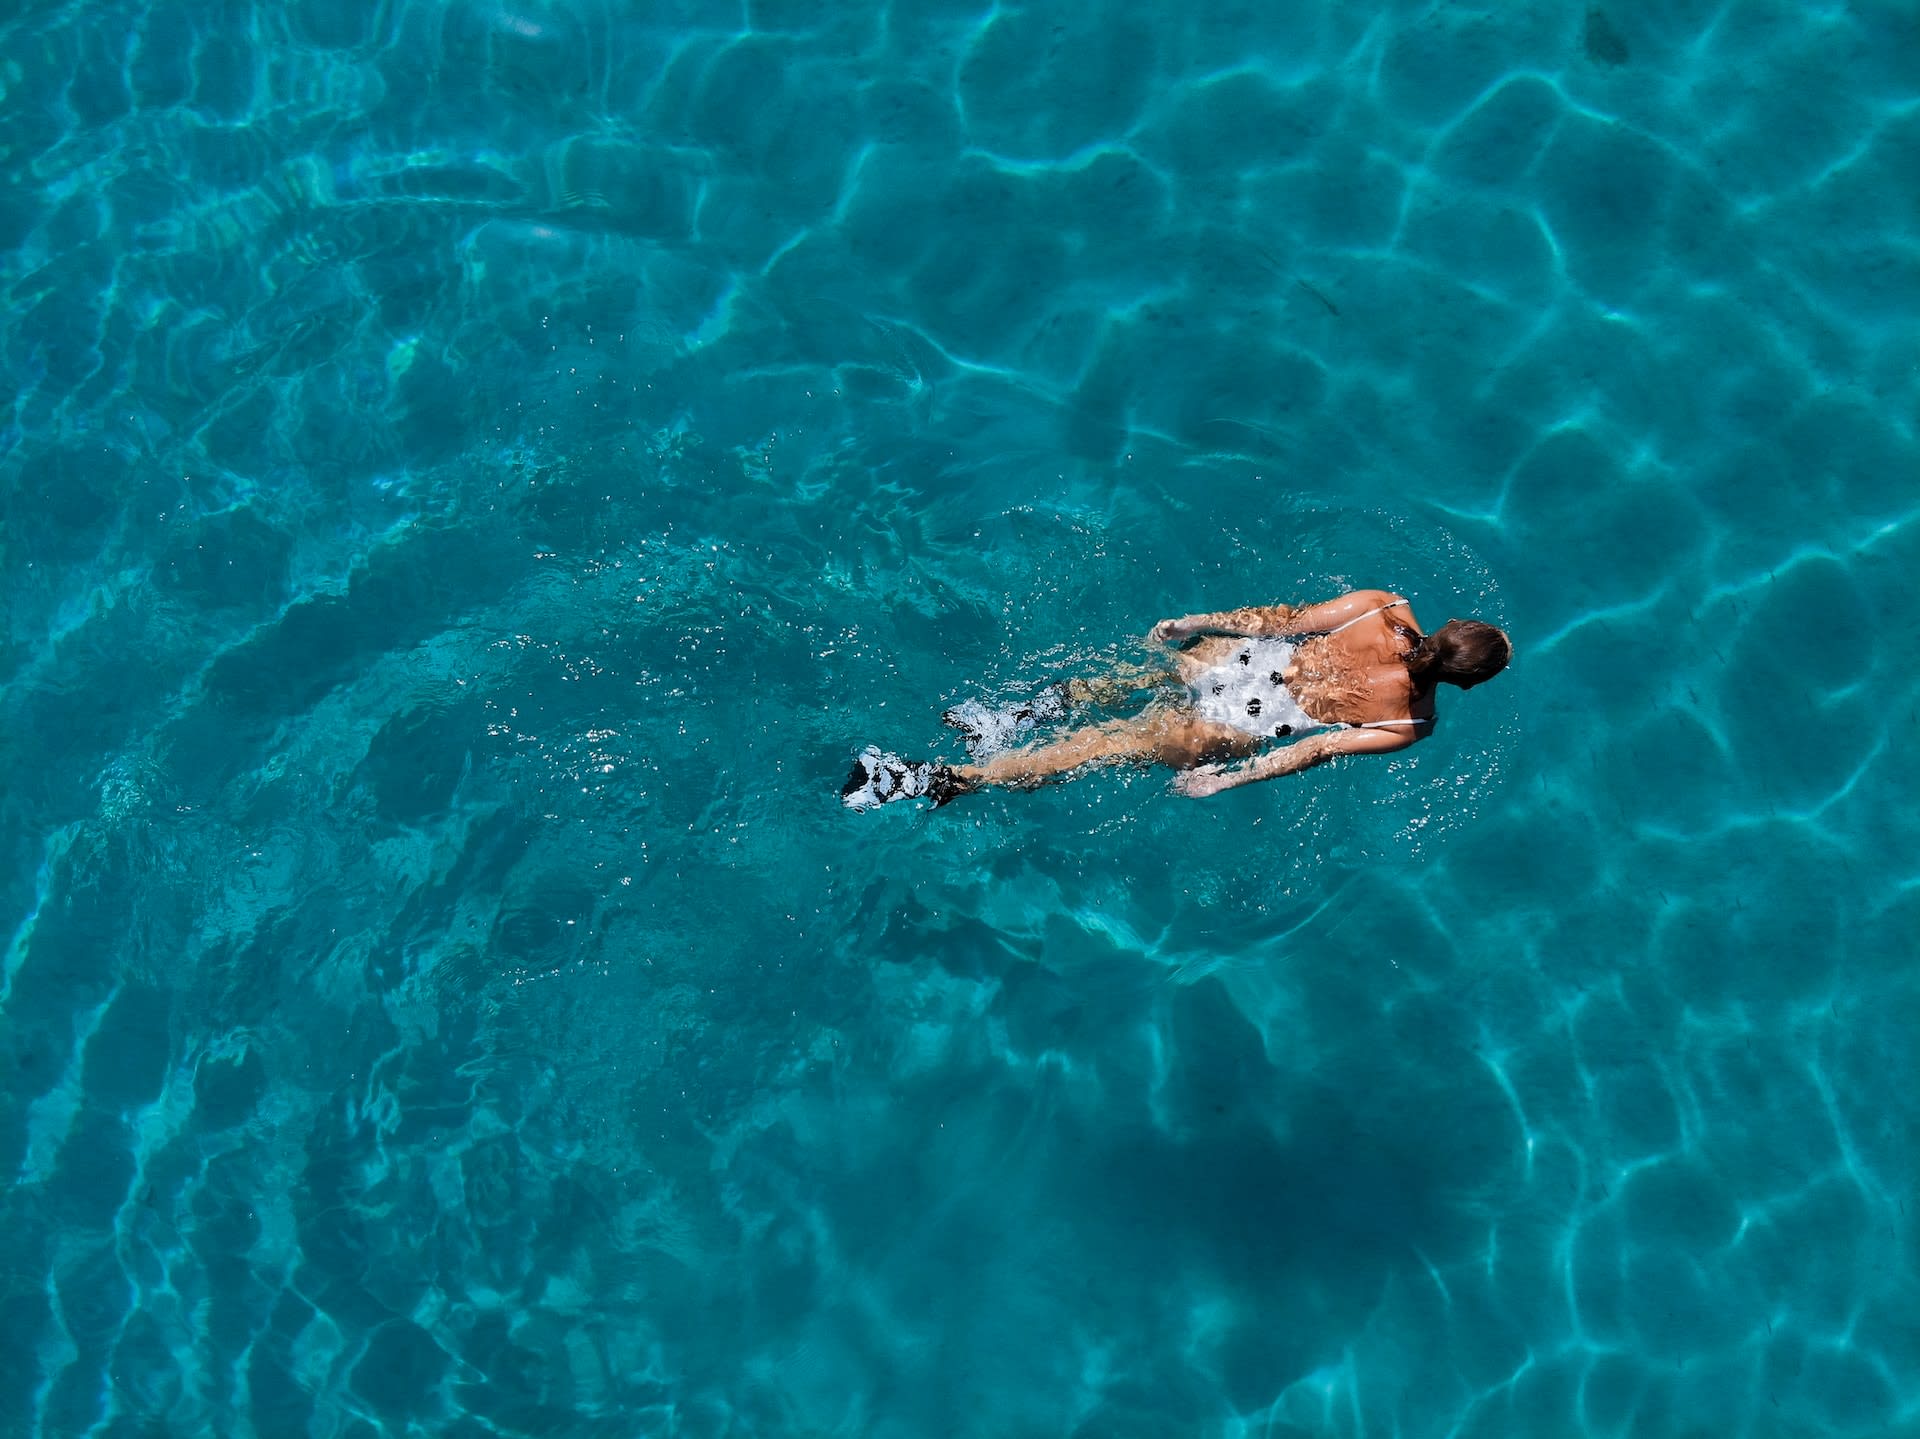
[{"x1": 1187, "y1": 600, "x2": 1434, "y2": 740}]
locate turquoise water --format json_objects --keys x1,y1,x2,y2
[{"x1": 3, "y1": 0, "x2": 1917, "y2": 1433}]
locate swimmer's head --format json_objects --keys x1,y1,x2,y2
[{"x1": 1408, "y1": 620, "x2": 1511, "y2": 689}]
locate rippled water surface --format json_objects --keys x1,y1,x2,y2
[{"x1": 3, "y1": 0, "x2": 1917, "y2": 1434}]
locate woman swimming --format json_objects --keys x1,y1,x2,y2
[{"x1": 840, "y1": 589, "x2": 1511, "y2": 809}]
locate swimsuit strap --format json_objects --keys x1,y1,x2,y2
[{"x1": 1324, "y1": 597, "x2": 1405, "y2": 636}]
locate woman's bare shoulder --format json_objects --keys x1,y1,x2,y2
[{"x1": 1286, "y1": 589, "x2": 1401, "y2": 631}]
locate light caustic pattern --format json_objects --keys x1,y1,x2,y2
[{"x1": 0, "y1": 0, "x2": 1916, "y2": 1435}]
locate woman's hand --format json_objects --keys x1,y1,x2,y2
[
  {"x1": 1173, "y1": 764, "x2": 1239, "y2": 798},
  {"x1": 1149, "y1": 617, "x2": 1195, "y2": 645}
]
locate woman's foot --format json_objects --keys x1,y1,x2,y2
[
  {"x1": 841, "y1": 747, "x2": 974, "y2": 810},
  {"x1": 941, "y1": 683, "x2": 1069, "y2": 757}
]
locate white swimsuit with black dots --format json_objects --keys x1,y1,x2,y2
[
  {"x1": 1189, "y1": 638, "x2": 1322, "y2": 738},
  {"x1": 1187, "y1": 601, "x2": 1434, "y2": 740}
]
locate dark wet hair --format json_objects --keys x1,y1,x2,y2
[{"x1": 1406, "y1": 620, "x2": 1511, "y2": 689}]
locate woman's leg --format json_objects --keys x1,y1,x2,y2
[
  {"x1": 952, "y1": 707, "x2": 1258, "y2": 790},
  {"x1": 1167, "y1": 636, "x2": 1253, "y2": 686},
  {"x1": 1061, "y1": 660, "x2": 1176, "y2": 707},
  {"x1": 944, "y1": 659, "x2": 1177, "y2": 757},
  {"x1": 1062, "y1": 641, "x2": 1248, "y2": 703}
]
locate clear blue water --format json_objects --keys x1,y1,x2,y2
[{"x1": 3, "y1": 0, "x2": 1917, "y2": 1433}]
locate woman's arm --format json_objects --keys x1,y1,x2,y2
[
  {"x1": 1172, "y1": 725, "x2": 1414, "y2": 797},
  {"x1": 1264, "y1": 589, "x2": 1403, "y2": 635},
  {"x1": 1148, "y1": 604, "x2": 1296, "y2": 644},
  {"x1": 1149, "y1": 590, "x2": 1400, "y2": 645}
]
